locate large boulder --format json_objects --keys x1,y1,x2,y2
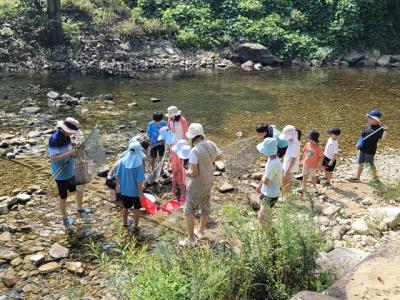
[
  {"x1": 237, "y1": 43, "x2": 275, "y2": 65},
  {"x1": 368, "y1": 206, "x2": 400, "y2": 229},
  {"x1": 390, "y1": 54, "x2": 400, "y2": 63},
  {"x1": 376, "y1": 55, "x2": 391, "y2": 67},
  {"x1": 317, "y1": 247, "x2": 370, "y2": 279},
  {"x1": 351, "y1": 219, "x2": 369, "y2": 235},
  {"x1": 342, "y1": 53, "x2": 365, "y2": 65}
]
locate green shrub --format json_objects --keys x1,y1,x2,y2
[
  {"x1": 0, "y1": 0, "x2": 19, "y2": 20},
  {"x1": 116, "y1": 19, "x2": 144, "y2": 39},
  {"x1": 63, "y1": 21, "x2": 81, "y2": 42},
  {"x1": 61, "y1": 0, "x2": 95, "y2": 17}
]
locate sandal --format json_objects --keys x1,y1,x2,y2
[
  {"x1": 78, "y1": 208, "x2": 93, "y2": 215},
  {"x1": 349, "y1": 177, "x2": 361, "y2": 183}
]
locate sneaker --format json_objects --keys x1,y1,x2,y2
[
  {"x1": 178, "y1": 239, "x2": 197, "y2": 247},
  {"x1": 78, "y1": 208, "x2": 93, "y2": 215},
  {"x1": 349, "y1": 177, "x2": 361, "y2": 183},
  {"x1": 132, "y1": 227, "x2": 140, "y2": 233},
  {"x1": 63, "y1": 217, "x2": 74, "y2": 227},
  {"x1": 194, "y1": 228, "x2": 206, "y2": 240}
]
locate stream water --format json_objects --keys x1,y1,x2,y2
[{"x1": 1, "y1": 67, "x2": 399, "y2": 154}]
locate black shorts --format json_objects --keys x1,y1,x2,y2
[
  {"x1": 150, "y1": 144, "x2": 165, "y2": 158},
  {"x1": 105, "y1": 177, "x2": 116, "y2": 190},
  {"x1": 260, "y1": 195, "x2": 279, "y2": 208},
  {"x1": 117, "y1": 194, "x2": 141, "y2": 209},
  {"x1": 322, "y1": 156, "x2": 336, "y2": 172},
  {"x1": 277, "y1": 146, "x2": 288, "y2": 158},
  {"x1": 56, "y1": 176, "x2": 76, "y2": 199}
]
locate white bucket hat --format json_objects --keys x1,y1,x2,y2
[
  {"x1": 177, "y1": 145, "x2": 191, "y2": 160},
  {"x1": 166, "y1": 106, "x2": 182, "y2": 118},
  {"x1": 57, "y1": 117, "x2": 82, "y2": 135},
  {"x1": 171, "y1": 139, "x2": 189, "y2": 154},
  {"x1": 279, "y1": 125, "x2": 297, "y2": 141},
  {"x1": 186, "y1": 123, "x2": 205, "y2": 139}
]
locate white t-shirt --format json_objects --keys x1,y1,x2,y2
[
  {"x1": 324, "y1": 138, "x2": 339, "y2": 160},
  {"x1": 171, "y1": 121, "x2": 184, "y2": 143},
  {"x1": 189, "y1": 141, "x2": 223, "y2": 164},
  {"x1": 283, "y1": 139, "x2": 300, "y2": 173},
  {"x1": 261, "y1": 157, "x2": 283, "y2": 198}
]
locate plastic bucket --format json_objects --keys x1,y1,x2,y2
[
  {"x1": 161, "y1": 199, "x2": 182, "y2": 213},
  {"x1": 141, "y1": 193, "x2": 158, "y2": 215}
]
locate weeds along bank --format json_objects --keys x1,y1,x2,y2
[
  {"x1": 90, "y1": 200, "x2": 329, "y2": 300},
  {"x1": 1, "y1": 1, "x2": 400, "y2": 76}
]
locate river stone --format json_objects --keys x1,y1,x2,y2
[
  {"x1": 104, "y1": 94, "x2": 113, "y2": 100},
  {"x1": 150, "y1": 97, "x2": 160, "y2": 103},
  {"x1": 38, "y1": 262, "x2": 60, "y2": 274},
  {"x1": 377, "y1": 55, "x2": 391, "y2": 67},
  {"x1": 47, "y1": 91, "x2": 60, "y2": 99},
  {"x1": 128, "y1": 102, "x2": 138, "y2": 108},
  {"x1": 49, "y1": 243, "x2": 69, "y2": 259},
  {"x1": 368, "y1": 206, "x2": 400, "y2": 229},
  {"x1": 65, "y1": 262, "x2": 85, "y2": 275},
  {"x1": 317, "y1": 247, "x2": 370, "y2": 278},
  {"x1": 219, "y1": 183, "x2": 234, "y2": 193},
  {"x1": 318, "y1": 216, "x2": 331, "y2": 226},
  {"x1": 0, "y1": 231, "x2": 11, "y2": 242},
  {"x1": 320, "y1": 203, "x2": 341, "y2": 217},
  {"x1": 20, "y1": 106, "x2": 41, "y2": 114},
  {"x1": 250, "y1": 172, "x2": 263, "y2": 180},
  {"x1": 30, "y1": 254, "x2": 45, "y2": 266},
  {"x1": 215, "y1": 161, "x2": 225, "y2": 171},
  {"x1": 3, "y1": 276, "x2": 17, "y2": 288},
  {"x1": 254, "y1": 63, "x2": 263, "y2": 70},
  {"x1": 390, "y1": 54, "x2": 400, "y2": 63},
  {"x1": 0, "y1": 249, "x2": 19, "y2": 261},
  {"x1": 16, "y1": 193, "x2": 31, "y2": 203},
  {"x1": 290, "y1": 291, "x2": 339, "y2": 300},
  {"x1": 237, "y1": 43, "x2": 275, "y2": 65},
  {"x1": 241, "y1": 60, "x2": 254, "y2": 70},
  {"x1": 10, "y1": 257, "x2": 22, "y2": 266},
  {"x1": 351, "y1": 219, "x2": 369, "y2": 235},
  {"x1": 0, "y1": 203, "x2": 9, "y2": 215},
  {"x1": 342, "y1": 53, "x2": 365, "y2": 65}
]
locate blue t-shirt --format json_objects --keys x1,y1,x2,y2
[
  {"x1": 49, "y1": 128, "x2": 75, "y2": 180},
  {"x1": 116, "y1": 164, "x2": 145, "y2": 197},
  {"x1": 146, "y1": 120, "x2": 167, "y2": 145}
]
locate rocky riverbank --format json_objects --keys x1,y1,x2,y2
[{"x1": 1, "y1": 121, "x2": 400, "y2": 298}]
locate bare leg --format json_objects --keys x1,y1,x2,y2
[
  {"x1": 324, "y1": 170, "x2": 332, "y2": 183},
  {"x1": 133, "y1": 209, "x2": 140, "y2": 228},
  {"x1": 311, "y1": 176, "x2": 317, "y2": 189},
  {"x1": 371, "y1": 165, "x2": 378, "y2": 178},
  {"x1": 171, "y1": 181, "x2": 177, "y2": 194},
  {"x1": 179, "y1": 183, "x2": 186, "y2": 200},
  {"x1": 283, "y1": 176, "x2": 292, "y2": 194},
  {"x1": 198, "y1": 214, "x2": 209, "y2": 235},
  {"x1": 185, "y1": 214, "x2": 196, "y2": 241},
  {"x1": 258, "y1": 205, "x2": 266, "y2": 225},
  {"x1": 356, "y1": 164, "x2": 364, "y2": 180},
  {"x1": 76, "y1": 190, "x2": 83, "y2": 210},
  {"x1": 122, "y1": 208, "x2": 129, "y2": 226},
  {"x1": 59, "y1": 198, "x2": 68, "y2": 219},
  {"x1": 302, "y1": 175, "x2": 308, "y2": 191},
  {"x1": 151, "y1": 157, "x2": 156, "y2": 172}
]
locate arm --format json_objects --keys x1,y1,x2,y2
[
  {"x1": 381, "y1": 125, "x2": 388, "y2": 140},
  {"x1": 284, "y1": 157, "x2": 296, "y2": 176},
  {"x1": 50, "y1": 149, "x2": 77, "y2": 162},
  {"x1": 256, "y1": 175, "x2": 271, "y2": 194},
  {"x1": 215, "y1": 153, "x2": 224, "y2": 161},
  {"x1": 187, "y1": 163, "x2": 199, "y2": 177},
  {"x1": 115, "y1": 177, "x2": 120, "y2": 193},
  {"x1": 137, "y1": 181, "x2": 144, "y2": 199},
  {"x1": 328, "y1": 154, "x2": 337, "y2": 166}
]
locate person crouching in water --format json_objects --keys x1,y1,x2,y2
[
  {"x1": 171, "y1": 139, "x2": 190, "y2": 201},
  {"x1": 116, "y1": 141, "x2": 145, "y2": 231},
  {"x1": 255, "y1": 138, "x2": 283, "y2": 225},
  {"x1": 179, "y1": 123, "x2": 224, "y2": 246}
]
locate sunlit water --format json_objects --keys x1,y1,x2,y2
[{"x1": 1, "y1": 67, "x2": 399, "y2": 154}]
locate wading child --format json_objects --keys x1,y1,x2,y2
[
  {"x1": 179, "y1": 123, "x2": 224, "y2": 246},
  {"x1": 349, "y1": 109, "x2": 388, "y2": 182},
  {"x1": 300, "y1": 131, "x2": 323, "y2": 192},
  {"x1": 49, "y1": 117, "x2": 92, "y2": 227},
  {"x1": 323, "y1": 128, "x2": 341, "y2": 186},
  {"x1": 116, "y1": 141, "x2": 145, "y2": 231},
  {"x1": 279, "y1": 125, "x2": 301, "y2": 193},
  {"x1": 171, "y1": 139, "x2": 190, "y2": 201},
  {"x1": 255, "y1": 138, "x2": 283, "y2": 225},
  {"x1": 167, "y1": 106, "x2": 189, "y2": 198},
  {"x1": 146, "y1": 112, "x2": 167, "y2": 172}
]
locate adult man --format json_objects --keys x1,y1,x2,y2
[
  {"x1": 49, "y1": 117, "x2": 92, "y2": 227},
  {"x1": 180, "y1": 123, "x2": 224, "y2": 246}
]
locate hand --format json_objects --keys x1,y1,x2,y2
[
  {"x1": 319, "y1": 165, "x2": 324, "y2": 171},
  {"x1": 382, "y1": 124, "x2": 388, "y2": 131},
  {"x1": 255, "y1": 185, "x2": 261, "y2": 195},
  {"x1": 283, "y1": 172, "x2": 291, "y2": 183},
  {"x1": 328, "y1": 160, "x2": 333, "y2": 167},
  {"x1": 69, "y1": 149, "x2": 78, "y2": 157}
]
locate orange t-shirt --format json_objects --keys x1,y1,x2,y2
[{"x1": 302, "y1": 141, "x2": 323, "y2": 169}]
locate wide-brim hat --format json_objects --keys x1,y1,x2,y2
[
  {"x1": 171, "y1": 139, "x2": 189, "y2": 154},
  {"x1": 256, "y1": 138, "x2": 278, "y2": 156},
  {"x1": 366, "y1": 109, "x2": 381, "y2": 123},
  {"x1": 177, "y1": 145, "x2": 191, "y2": 160},
  {"x1": 186, "y1": 123, "x2": 205, "y2": 139},
  {"x1": 57, "y1": 117, "x2": 82, "y2": 135},
  {"x1": 279, "y1": 125, "x2": 296, "y2": 141},
  {"x1": 166, "y1": 106, "x2": 182, "y2": 118}
]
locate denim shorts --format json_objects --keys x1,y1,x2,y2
[{"x1": 358, "y1": 151, "x2": 375, "y2": 166}]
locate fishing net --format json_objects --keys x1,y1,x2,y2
[
  {"x1": 223, "y1": 136, "x2": 259, "y2": 176},
  {"x1": 75, "y1": 129, "x2": 108, "y2": 185}
]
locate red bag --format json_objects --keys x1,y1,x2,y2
[
  {"x1": 141, "y1": 193, "x2": 158, "y2": 215},
  {"x1": 161, "y1": 199, "x2": 182, "y2": 213}
]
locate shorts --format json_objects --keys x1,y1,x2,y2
[
  {"x1": 322, "y1": 156, "x2": 337, "y2": 172},
  {"x1": 56, "y1": 176, "x2": 76, "y2": 199},
  {"x1": 260, "y1": 195, "x2": 279, "y2": 208},
  {"x1": 358, "y1": 151, "x2": 375, "y2": 166},
  {"x1": 184, "y1": 193, "x2": 212, "y2": 216},
  {"x1": 117, "y1": 194, "x2": 141, "y2": 209},
  {"x1": 150, "y1": 144, "x2": 165, "y2": 158},
  {"x1": 105, "y1": 177, "x2": 116, "y2": 190},
  {"x1": 302, "y1": 167, "x2": 317, "y2": 177},
  {"x1": 277, "y1": 146, "x2": 288, "y2": 159}
]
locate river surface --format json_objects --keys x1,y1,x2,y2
[{"x1": 1, "y1": 67, "x2": 399, "y2": 154}]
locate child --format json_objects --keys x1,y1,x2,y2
[
  {"x1": 300, "y1": 131, "x2": 323, "y2": 192},
  {"x1": 323, "y1": 127, "x2": 341, "y2": 186},
  {"x1": 171, "y1": 139, "x2": 190, "y2": 201},
  {"x1": 349, "y1": 109, "x2": 388, "y2": 182},
  {"x1": 255, "y1": 123, "x2": 288, "y2": 158},
  {"x1": 116, "y1": 141, "x2": 145, "y2": 231},
  {"x1": 146, "y1": 112, "x2": 167, "y2": 172},
  {"x1": 174, "y1": 143, "x2": 191, "y2": 200},
  {"x1": 279, "y1": 125, "x2": 301, "y2": 193},
  {"x1": 255, "y1": 138, "x2": 283, "y2": 224}
]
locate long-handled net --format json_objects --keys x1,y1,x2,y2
[
  {"x1": 74, "y1": 129, "x2": 108, "y2": 185},
  {"x1": 223, "y1": 136, "x2": 259, "y2": 176}
]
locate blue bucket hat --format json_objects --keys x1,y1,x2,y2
[
  {"x1": 366, "y1": 109, "x2": 381, "y2": 123},
  {"x1": 256, "y1": 138, "x2": 278, "y2": 156},
  {"x1": 158, "y1": 126, "x2": 175, "y2": 145},
  {"x1": 121, "y1": 141, "x2": 146, "y2": 169},
  {"x1": 171, "y1": 139, "x2": 189, "y2": 154}
]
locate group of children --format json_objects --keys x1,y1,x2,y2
[{"x1": 49, "y1": 107, "x2": 388, "y2": 243}]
